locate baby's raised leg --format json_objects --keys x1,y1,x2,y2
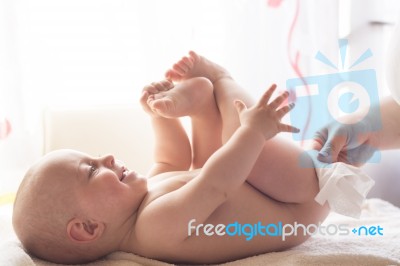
[
  {"x1": 149, "y1": 77, "x2": 222, "y2": 169},
  {"x1": 166, "y1": 52, "x2": 251, "y2": 143},
  {"x1": 166, "y1": 52, "x2": 319, "y2": 204},
  {"x1": 142, "y1": 80, "x2": 192, "y2": 174}
]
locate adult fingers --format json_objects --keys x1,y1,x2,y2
[
  {"x1": 309, "y1": 128, "x2": 328, "y2": 151},
  {"x1": 317, "y1": 134, "x2": 347, "y2": 163}
]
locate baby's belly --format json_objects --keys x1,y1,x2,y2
[{"x1": 170, "y1": 182, "x2": 328, "y2": 264}]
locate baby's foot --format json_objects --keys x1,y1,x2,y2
[
  {"x1": 140, "y1": 79, "x2": 174, "y2": 117},
  {"x1": 147, "y1": 77, "x2": 213, "y2": 118},
  {"x1": 165, "y1": 51, "x2": 230, "y2": 83}
]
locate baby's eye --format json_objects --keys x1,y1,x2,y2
[{"x1": 89, "y1": 162, "x2": 97, "y2": 177}]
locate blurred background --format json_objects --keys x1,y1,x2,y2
[{"x1": 1, "y1": 0, "x2": 400, "y2": 206}]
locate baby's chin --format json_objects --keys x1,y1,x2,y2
[{"x1": 137, "y1": 173, "x2": 147, "y2": 179}]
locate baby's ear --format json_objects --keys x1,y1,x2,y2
[{"x1": 67, "y1": 218, "x2": 105, "y2": 243}]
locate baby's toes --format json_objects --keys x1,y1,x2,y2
[
  {"x1": 151, "y1": 97, "x2": 175, "y2": 117},
  {"x1": 165, "y1": 69, "x2": 183, "y2": 81},
  {"x1": 172, "y1": 63, "x2": 187, "y2": 76},
  {"x1": 188, "y1": 51, "x2": 200, "y2": 63},
  {"x1": 151, "y1": 81, "x2": 170, "y2": 92},
  {"x1": 142, "y1": 84, "x2": 158, "y2": 94},
  {"x1": 146, "y1": 94, "x2": 155, "y2": 105},
  {"x1": 180, "y1": 56, "x2": 193, "y2": 69},
  {"x1": 151, "y1": 97, "x2": 169, "y2": 110},
  {"x1": 174, "y1": 57, "x2": 193, "y2": 74},
  {"x1": 160, "y1": 79, "x2": 174, "y2": 91}
]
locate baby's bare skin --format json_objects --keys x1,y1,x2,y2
[
  {"x1": 12, "y1": 52, "x2": 329, "y2": 265},
  {"x1": 129, "y1": 52, "x2": 330, "y2": 264},
  {"x1": 132, "y1": 170, "x2": 327, "y2": 264}
]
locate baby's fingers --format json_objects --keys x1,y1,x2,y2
[
  {"x1": 278, "y1": 123, "x2": 300, "y2": 133},
  {"x1": 269, "y1": 91, "x2": 289, "y2": 110},
  {"x1": 276, "y1": 103, "x2": 295, "y2": 119},
  {"x1": 257, "y1": 84, "x2": 277, "y2": 107}
]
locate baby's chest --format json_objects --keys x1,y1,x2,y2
[
  {"x1": 144, "y1": 171, "x2": 199, "y2": 204},
  {"x1": 149, "y1": 169, "x2": 200, "y2": 184}
]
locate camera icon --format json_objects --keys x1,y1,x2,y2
[{"x1": 287, "y1": 39, "x2": 382, "y2": 163}]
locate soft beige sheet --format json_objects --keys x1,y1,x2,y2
[{"x1": 1, "y1": 198, "x2": 399, "y2": 266}]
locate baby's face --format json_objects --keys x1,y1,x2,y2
[{"x1": 45, "y1": 150, "x2": 148, "y2": 223}]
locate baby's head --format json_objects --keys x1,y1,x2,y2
[{"x1": 13, "y1": 149, "x2": 148, "y2": 264}]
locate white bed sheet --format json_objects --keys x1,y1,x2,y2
[{"x1": 1, "y1": 198, "x2": 400, "y2": 266}]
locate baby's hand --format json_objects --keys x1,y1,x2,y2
[
  {"x1": 140, "y1": 80, "x2": 174, "y2": 117},
  {"x1": 234, "y1": 84, "x2": 299, "y2": 140}
]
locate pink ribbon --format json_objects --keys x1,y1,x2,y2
[
  {"x1": 0, "y1": 118, "x2": 12, "y2": 140},
  {"x1": 268, "y1": 0, "x2": 312, "y2": 146}
]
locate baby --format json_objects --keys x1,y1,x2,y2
[{"x1": 12, "y1": 52, "x2": 329, "y2": 264}]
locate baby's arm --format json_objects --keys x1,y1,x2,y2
[
  {"x1": 140, "y1": 81, "x2": 191, "y2": 176},
  {"x1": 138, "y1": 85, "x2": 298, "y2": 243},
  {"x1": 199, "y1": 85, "x2": 298, "y2": 195}
]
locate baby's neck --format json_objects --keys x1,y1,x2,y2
[{"x1": 112, "y1": 212, "x2": 139, "y2": 253}]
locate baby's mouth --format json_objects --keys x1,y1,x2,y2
[
  {"x1": 119, "y1": 166, "x2": 140, "y2": 182},
  {"x1": 120, "y1": 169, "x2": 128, "y2": 182}
]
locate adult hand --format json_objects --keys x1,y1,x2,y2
[{"x1": 311, "y1": 119, "x2": 378, "y2": 166}]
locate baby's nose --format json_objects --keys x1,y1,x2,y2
[{"x1": 100, "y1": 154, "x2": 115, "y2": 168}]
